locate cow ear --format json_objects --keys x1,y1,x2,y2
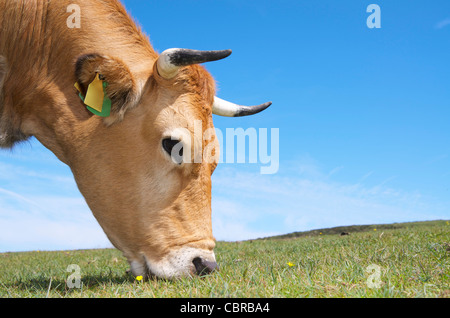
[{"x1": 75, "y1": 53, "x2": 140, "y2": 123}]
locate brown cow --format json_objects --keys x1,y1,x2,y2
[{"x1": 0, "y1": 0, "x2": 271, "y2": 278}]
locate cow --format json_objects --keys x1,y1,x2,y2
[{"x1": 0, "y1": 0, "x2": 271, "y2": 279}]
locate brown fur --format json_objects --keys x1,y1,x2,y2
[
  {"x1": 0, "y1": 56, "x2": 6, "y2": 97},
  {"x1": 0, "y1": 0, "x2": 219, "y2": 271}
]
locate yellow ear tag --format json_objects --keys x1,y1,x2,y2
[
  {"x1": 74, "y1": 76, "x2": 111, "y2": 117},
  {"x1": 84, "y1": 73, "x2": 104, "y2": 112},
  {"x1": 74, "y1": 81, "x2": 82, "y2": 93}
]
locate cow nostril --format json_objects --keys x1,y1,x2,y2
[{"x1": 192, "y1": 257, "x2": 218, "y2": 276}]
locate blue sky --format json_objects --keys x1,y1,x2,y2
[{"x1": 1, "y1": 0, "x2": 449, "y2": 252}]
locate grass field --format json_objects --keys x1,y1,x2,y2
[{"x1": 1, "y1": 220, "x2": 449, "y2": 298}]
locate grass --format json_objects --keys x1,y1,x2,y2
[{"x1": 1, "y1": 220, "x2": 449, "y2": 298}]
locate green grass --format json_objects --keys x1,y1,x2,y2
[{"x1": 1, "y1": 220, "x2": 449, "y2": 298}]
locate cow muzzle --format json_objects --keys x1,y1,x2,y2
[{"x1": 129, "y1": 246, "x2": 217, "y2": 279}]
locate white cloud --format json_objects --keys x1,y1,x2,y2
[
  {"x1": 0, "y1": 216, "x2": 110, "y2": 252},
  {"x1": 435, "y1": 18, "x2": 450, "y2": 29},
  {"x1": 0, "y1": 188, "x2": 111, "y2": 252},
  {"x1": 211, "y1": 197, "x2": 280, "y2": 241},
  {"x1": 0, "y1": 146, "x2": 112, "y2": 252},
  {"x1": 211, "y1": 163, "x2": 449, "y2": 241}
]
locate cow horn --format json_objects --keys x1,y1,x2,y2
[
  {"x1": 212, "y1": 97, "x2": 272, "y2": 117},
  {"x1": 157, "y1": 48, "x2": 232, "y2": 79}
]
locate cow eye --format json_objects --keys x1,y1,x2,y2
[{"x1": 162, "y1": 138, "x2": 184, "y2": 164}]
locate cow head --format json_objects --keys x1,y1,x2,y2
[{"x1": 72, "y1": 48, "x2": 271, "y2": 279}]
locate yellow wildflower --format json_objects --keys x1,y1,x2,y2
[
  {"x1": 136, "y1": 275, "x2": 143, "y2": 281},
  {"x1": 287, "y1": 262, "x2": 294, "y2": 267}
]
